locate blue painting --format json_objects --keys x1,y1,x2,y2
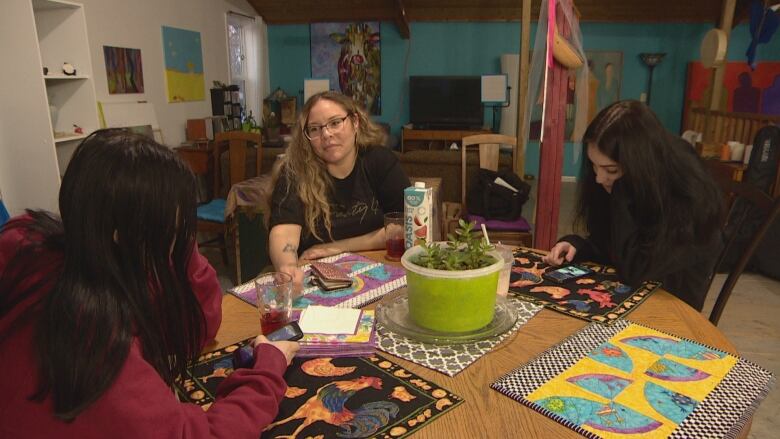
[{"x1": 161, "y1": 26, "x2": 205, "y2": 102}]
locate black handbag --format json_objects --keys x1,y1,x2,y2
[{"x1": 466, "y1": 168, "x2": 530, "y2": 221}]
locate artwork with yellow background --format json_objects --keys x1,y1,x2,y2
[
  {"x1": 161, "y1": 26, "x2": 205, "y2": 103},
  {"x1": 492, "y1": 320, "x2": 774, "y2": 439}
]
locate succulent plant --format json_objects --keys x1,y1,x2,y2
[{"x1": 410, "y1": 219, "x2": 497, "y2": 270}]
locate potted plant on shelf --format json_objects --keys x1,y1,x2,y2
[{"x1": 401, "y1": 219, "x2": 503, "y2": 333}]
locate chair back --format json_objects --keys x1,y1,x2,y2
[
  {"x1": 460, "y1": 134, "x2": 517, "y2": 210},
  {"x1": 212, "y1": 131, "x2": 262, "y2": 198},
  {"x1": 709, "y1": 173, "x2": 780, "y2": 325}
]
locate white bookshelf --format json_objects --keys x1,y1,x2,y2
[{"x1": 0, "y1": 0, "x2": 98, "y2": 214}]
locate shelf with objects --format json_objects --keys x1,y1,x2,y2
[
  {"x1": 0, "y1": 0, "x2": 99, "y2": 215},
  {"x1": 37, "y1": 0, "x2": 99, "y2": 175},
  {"x1": 400, "y1": 128, "x2": 491, "y2": 153}
]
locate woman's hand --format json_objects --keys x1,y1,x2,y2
[
  {"x1": 253, "y1": 334, "x2": 299, "y2": 366},
  {"x1": 300, "y1": 243, "x2": 343, "y2": 260},
  {"x1": 543, "y1": 241, "x2": 577, "y2": 266},
  {"x1": 279, "y1": 264, "x2": 304, "y2": 296}
]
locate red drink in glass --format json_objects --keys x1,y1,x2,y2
[
  {"x1": 386, "y1": 237, "x2": 405, "y2": 261},
  {"x1": 260, "y1": 309, "x2": 289, "y2": 334}
]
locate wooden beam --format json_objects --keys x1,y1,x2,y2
[
  {"x1": 395, "y1": 0, "x2": 411, "y2": 39},
  {"x1": 534, "y1": 0, "x2": 571, "y2": 250},
  {"x1": 516, "y1": 0, "x2": 531, "y2": 176},
  {"x1": 247, "y1": 0, "x2": 726, "y2": 24},
  {"x1": 708, "y1": 0, "x2": 737, "y2": 112}
]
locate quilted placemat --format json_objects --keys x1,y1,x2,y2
[
  {"x1": 490, "y1": 319, "x2": 775, "y2": 439},
  {"x1": 175, "y1": 340, "x2": 464, "y2": 438},
  {"x1": 229, "y1": 252, "x2": 407, "y2": 309},
  {"x1": 508, "y1": 248, "x2": 660, "y2": 325},
  {"x1": 377, "y1": 298, "x2": 543, "y2": 376}
]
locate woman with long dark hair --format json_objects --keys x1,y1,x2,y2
[
  {"x1": 543, "y1": 100, "x2": 723, "y2": 310},
  {"x1": 0, "y1": 130, "x2": 298, "y2": 437}
]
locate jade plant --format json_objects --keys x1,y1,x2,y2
[{"x1": 411, "y1": 219, "x2": 497, "y2": 270}]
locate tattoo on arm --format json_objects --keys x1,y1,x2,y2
[{"x1": 282, "y1": 243, "x2": 297, "y2": 254}]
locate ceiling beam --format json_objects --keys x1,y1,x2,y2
[{"x1": 395, "y1": 0, "x2": 411, "y2": 39}]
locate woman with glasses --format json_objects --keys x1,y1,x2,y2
[{"x1": 269, "y1": 91, "x2": 410, "y2": 288}]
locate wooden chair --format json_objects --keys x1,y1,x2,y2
[
  {"x1": 196, "y1": 131, "x2": 262, "y2": 268},
  {"x1": 708, "y1": 174, "x2": 780, "y2": 325},
  {"x1": 457, "y1": 134, "x2": 532, "y2": 247}
]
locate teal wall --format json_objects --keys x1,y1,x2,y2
[{"x1": 268, "y1": 21, "x2": 780, "y2": 177}]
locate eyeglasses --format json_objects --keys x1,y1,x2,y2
[{"x1": 303, "y1": 114, "x2": 352, "y2": 141}]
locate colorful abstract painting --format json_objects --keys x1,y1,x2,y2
[
  {"x1": 508, "y1": 249, "x2": 658, "y2": 325},
  {"x1": 103, "y1": 46, "x2": 144, "y2": 94},
  {"x1": 491, "y1": 320, "x2": 775, "y2": 438},
  {"x1": 683, "y1": 61, "x2": 780, "y2": 127},
  {"x1": 161, "y1": 26, "x2": 205, "y2": 102},
  {"x1": 175, "y1": 341, "x2": 463, "y2": 438},
  {"x1": 310, "y1": 22, "x2": 381, "y2": 114},
  {"x1": 229, "y1": 253, "x2": 406, "y2": 309}
]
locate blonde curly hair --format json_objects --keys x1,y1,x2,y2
[{"x1": 271, "y1": 91, "x2": 387, "y2": 241}]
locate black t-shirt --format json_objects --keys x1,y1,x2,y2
[{"x1": 269, "y1": 146, "x2": 410, "y2": 253}]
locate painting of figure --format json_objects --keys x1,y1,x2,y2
[
  {"x1": 530, "y1": 51, "x2": 622, "y2": 141},
  {"x1": 311, "y1": 22, "x2": 381, "y2": 114},
  {"x1": 683, "y1": 61, "x2": 780, "y2": 128}
]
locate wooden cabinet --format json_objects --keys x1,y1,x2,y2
[
  {"x1": 401, "y1": 128, "x2": 490, "y2": 153},
  {"x1": 0, "y1": 0, "x2": 98, "y2": 214},
  {"x1": 706, "y1": 160, "x2": 780, "y2": 198}
]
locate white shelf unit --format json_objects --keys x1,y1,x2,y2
[{"x1": 0, "y1": 0, "x2": 98, "y2": 214}]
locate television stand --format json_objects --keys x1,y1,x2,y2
[{"x1": 401, "y1": 127, "x2": 491, "y2": 153}]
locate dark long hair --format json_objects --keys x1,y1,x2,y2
[
  {"x1": 576, "y1": 100, "x2": 722, "y2": 251},
  {"x1": 0, "y1": 130, "x2": 204, "y2": 421}
]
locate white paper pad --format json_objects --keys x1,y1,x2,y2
[{"x1": 299, "y1": 305, "x2": 361, "y2": 335}]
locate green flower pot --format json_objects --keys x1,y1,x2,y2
[{"x1": 401, "y1": 244, "x2": 503, "y2": 333}]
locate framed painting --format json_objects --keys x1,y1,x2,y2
[
  {"x1": 683, "y1": 61, "x2": 780, "y2": 128},
  {"x1": 103, "y1": 46, "x2": 144, "y2": 94},
  {"x1": 310, "y1": 22, "x2": 381, "y2": 115},
  {"x1": 161, "y1": 26, "x2": 205, "y2": 103},
  {"x1": 530, "y1": 51, "x2": 623, "y2": 141}
]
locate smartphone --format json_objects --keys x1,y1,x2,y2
[
  {"x1": 266, "y1": 320, "x2": 304, "y2": 342},
  {"x1": 232, "y1": 321, "x2": 304, "y2": 369},
  {"x1": 542, "y1": 264, "x2": 593, "y2": 284}
]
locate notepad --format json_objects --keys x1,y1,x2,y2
[{"x1": 298, "y1": 305, "x2": 361, "y2": 335}]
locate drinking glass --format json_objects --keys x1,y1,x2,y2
[
  {"x1": 254, "y1": 272, "x2": 293, "y2": 334},
  {"x1": 384, "y1": 212, "x2": 405, "y2": 261}
]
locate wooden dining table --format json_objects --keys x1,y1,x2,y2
[{"x1": 206, "y1": 250, "x2": 751, "y2": 438}]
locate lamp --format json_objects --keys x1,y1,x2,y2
[
  {"x1": 639, "y1": 53, "x2": 666, "y2": 105},
  {"x1": 481, "y1": 75, "x2": 511, "y2": 132}
]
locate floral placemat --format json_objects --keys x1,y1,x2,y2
[
  {"x1": 229, "y1": 252, "x2": 407, "y2": 309},
  {"x1": 491, "y1": 320, "x2": 775, "y2": 439},
  {"x1": 175, "y1": 340, "x2": 464, "y2": 438},
  {"x1": 508, "y1": 249, "x2": 660, "y2": 325},
  {"x1": 377, "y1": 298, "x2": 543, "y2": 376}
]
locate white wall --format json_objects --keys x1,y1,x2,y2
[{"x1": 79, "y1": 0, "x2": 256, "y2": 147}]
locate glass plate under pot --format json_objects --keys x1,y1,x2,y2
[{"x1": 376, "y1": 294, "x2": 517, "y2": 344}]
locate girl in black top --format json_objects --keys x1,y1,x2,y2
[
  {"x1": 544, "y1": 100, "x2": 723, "y2": 311},
  {"x1": 269, "y1": 92, "x2": 410, "y2": 289}
]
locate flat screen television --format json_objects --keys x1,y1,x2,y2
[{"x1": 409, "y1": 76, "x2": 482, "y2": 130}]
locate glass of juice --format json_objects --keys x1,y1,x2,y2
[
  {"x1": 384, "y1": 211, "x2": 405, "y2": 261},
  {"x1": 254, "y1": 272, "x2": 293, "y2": 334}
]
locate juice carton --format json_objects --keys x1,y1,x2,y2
[{"x1": 404, "y1": 181, "x2": 434, "y2": 249}]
